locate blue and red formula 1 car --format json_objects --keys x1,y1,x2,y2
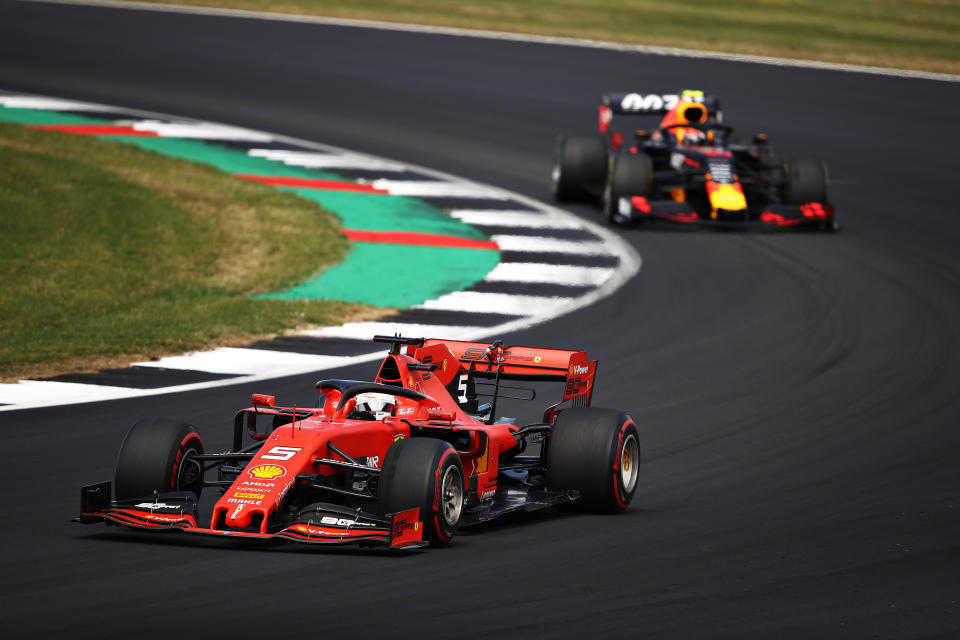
[
  {"x1": 552, "y1": 89, "x2": 836, "y2": 230},
  {"x1": 79, "y1": 336, "x2": 640, "y2": 549}
]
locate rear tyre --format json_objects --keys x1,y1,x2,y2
[
  {"x1": 782, "y1": 157, "x2": 828, "y2": 204},
  {"x1": 379, "y1": 438, "x2": 464, "y2": 546},
  {"x1": 603, "y1": 153, "x2": 652, "y2": 225},
  {"x1": 546, "y1": 408, "x2": 640, "y2": 513},
  {"x1": 552, "y1": 134, "x2": 608, "y2": 202},
  {"x1": 114, "y1": 418, "x2": 204, "y2": 501}
]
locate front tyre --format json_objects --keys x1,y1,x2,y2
[
  {"x1": 546, "y1": 408, "x2": 640, "y2": 513},
  {"x1": 114, "y1": 418, "x2": 204, "y2": 501},
  {"x1": 603, "y1": 153, "x2": 652, "y2": 225},
  {"x1": 782, "y1": 157, "x2": 828, "y2": 205},
  {"x1": 379, "y1": 438, "x2": 465, "y2": 546},
  {"x1": 552, "y1": 134, "x2": 608, "y2": 202}
]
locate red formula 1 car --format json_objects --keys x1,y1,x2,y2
[
  {"x1": 552, "y1": 90, "x2": 836, "y2": 230},
  {"x1": 78, "y1": 336, "x2": 640, "y2": 549}
]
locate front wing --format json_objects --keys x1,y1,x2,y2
[
  {"x1": 77, "y1": 482, "x2": 426, "y2": 549},
  {"x1": 621, "y1": 196, "x2": 837, "y2": 230}
]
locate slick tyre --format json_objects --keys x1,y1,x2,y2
[
  {"x1": 782, "y1": 157, "x2": 828, "y2": 204},
  {"x1": 379, "y1": 438, "x2": 465, "y2": 546},
  {"x1": 114, "y1": 418, "x2": 204, "y2": 501},
  {"x1": 552, "y1": 134, "x2": 608, "y2": 202},
  {"x1": 546, "y1": 408, "x2": 640, "y2": 513},
  {"x1": 603, "y1": 153, "x2": 652, "y2": 225}
]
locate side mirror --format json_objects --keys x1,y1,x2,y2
[{"x1": 252, "y1": 394, "x2": 275, "y2": 407}]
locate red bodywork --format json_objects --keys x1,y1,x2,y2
[{"x1": 80, "y1": 338, "x2": 597, "y2": 548}]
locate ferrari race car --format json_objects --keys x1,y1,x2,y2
[
  {"x1": 78, "y1": 336, "x2": 640, "y2": 549},
  {"x1": 552, "y1": 89, "x2": 836, "y2": 229}
]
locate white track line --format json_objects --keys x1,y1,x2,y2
[
  {"x1": 0, "y1": 95, "x2": 118, "y2": 111},
  {"x1": 133, "y1": 348, "x2": 350, "y2": 376},
  {"x1": 128, "y1": 120, "x2": 274, "y2": 141},
  {"x1": 248, "y1": 149, "x2": 408, "y2": 172},
  {"x1": 490, "y1": 235, "x2": 610, "y2": 255},
  {"x1": 483, "y1": 262, "x2": 614, "y2": 286},
  {"x1": 370, "y1": 179, "x2": 509, "y2": 199},
  {"x1": 300, "y1": 322, "x2": 487, "y2": 341},
  {"x1": 0, "y1": 380, "x2": 143, "y2": 405},
  {"x1": 416, "y1": 292, "x2": 568, "y2": 315},
  {"x1": 21, "y1": 0, "x2": 960, "y2": 83},
  {"x1": 449, "y1": 210, "x2": 579, "y2": 229}
]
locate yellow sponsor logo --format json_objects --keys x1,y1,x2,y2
[
  {"x1": 247, "y1": 464, "x2": 286, "y2": 480},
  {"x1": 233, "y1": 491, "x2": 266, "y2": 500},
  {"x1": 708, "y1": 184, "x2": 747, "y2": 211}
]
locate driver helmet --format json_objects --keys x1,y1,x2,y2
[{"x1": 353, "y1": 392, "x2": 397, "y2": 420}]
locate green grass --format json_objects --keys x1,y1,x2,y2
[
  {"x1": 0, "y1": 122, "x2": 382, "y2": 381},
  {"x1": 134, "y1": 0, "x2": 960, "y2": 75}
]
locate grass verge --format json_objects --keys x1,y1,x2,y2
[
  {"x1": 132, "y1": 0, "x2": 960, "y2": 75},
  {"x1": 0, "y1": 122, "x2": 383, "y2": 381}
]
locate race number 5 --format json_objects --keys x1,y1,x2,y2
[{"x1": 261, "y1": 446, "x2": 302, "y2": 461}]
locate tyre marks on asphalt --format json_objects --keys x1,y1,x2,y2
[{"x1": 0, "y1": 92, "x2": 639, "y2": 409}]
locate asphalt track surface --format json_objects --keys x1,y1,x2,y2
[{"x1": 2, "y1": 2, "x2": 960, "y2": 637}]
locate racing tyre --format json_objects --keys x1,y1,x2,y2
[
  {"x1": 552, "y1": 134, "x2": 608, "y2": 202},
  {"x1": 782, "y1": 157, "x2": 828, "y2": 204},
  {"x1": 114, "y1": 418, "x2": 204, "y2": 501},
  {"x1": 546, "y1": 408, "x2": 640, "y2": 513},
  {"x1": 603, "y1": 152, "x2": 652, "y2": 225},
  {"x1": 379, "y1": 438, "x2": 465, "y2": 546}
]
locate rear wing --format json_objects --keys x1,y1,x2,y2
[
  {"x1": 601, "y1": 89, "x2": 718, "y2": 113},
  {"x1": 603, "y1": 92, "x2": 689, "y2": 115},
  {"x1": 599, "y1": 90, "x2": 721, "y2": 133},
  {"x1": 417, "y1": 338, "x2": 597, "y2": 406}
]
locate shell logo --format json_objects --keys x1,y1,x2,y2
[{"x1": 247, "y1": 464, "x2": 286, "y2": 480}]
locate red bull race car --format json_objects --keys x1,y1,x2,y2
[
  {"x1": 78, "y1": 336, "x2": 640, "y2": 549},
  {"x1": 552, "y1": 90, "x2": 836, "y2": 229}
]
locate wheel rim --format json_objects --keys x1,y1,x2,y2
[
  {"x1": 440, "y1": 465, "x2": 464, "y2": 527},
  {"x1": 550, "y1": 163, "x2": 561, "y2": 194},
  {"x1": 619, "y1": 434, "x2": 639, "y2": 494},
  {"x1": 178, "y1": 445, "x2": 203, "y2": 493}
]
